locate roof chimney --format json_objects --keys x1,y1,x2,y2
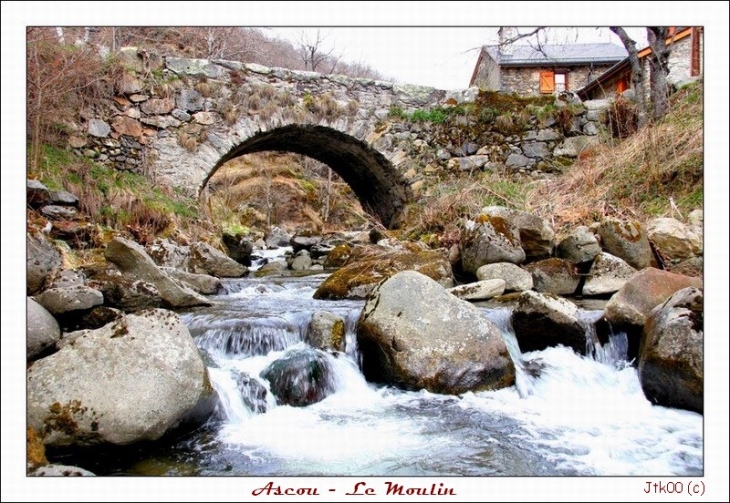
[{"x1": 498, "y1": 27, "x2": 516, "y2": 57}]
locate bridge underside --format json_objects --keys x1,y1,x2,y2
[{"x1": 201, "y1": 124, "x2": 410, "y2": 229}]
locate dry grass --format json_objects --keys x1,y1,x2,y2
[{"x1": 527, "y1": 82, "x2": 703, "y2": 236}]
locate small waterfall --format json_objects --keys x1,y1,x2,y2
[
  {"x1": 482, "y1": 308, "x2": 541, "y2": 398},
  {"x1": 208, "y1": 368, "x2": 274, "y2": 423},
  {"x1": 578, "y1": 310, "x2": 631, "y2": 369},
  {"x1": 195, "y1": 317, "x2": 301, "y2": 357}
]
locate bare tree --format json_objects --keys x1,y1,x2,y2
[
  {"x1": 610, "y1": 27, "x2": 648, "y2": 128},
  {"x1": 646, "y1": 27, "x2": 671, "y2": 122},
  {"x1": 298, "y1": 29, "x2": 336, "y2": 72}
]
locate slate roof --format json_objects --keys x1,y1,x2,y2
[{"x1": 485, "y1": 43, "x2": 627, "y2": 66}]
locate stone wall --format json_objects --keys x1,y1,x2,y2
[
  {"x1": 499, "y1": 64, "x2": 615, "y2": 96},
  {"x1": 471, "y1": 51, "x2": 500, "y2": 91}
]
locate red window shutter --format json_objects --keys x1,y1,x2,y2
[{"x1": 539, "y1": 71, "x2": 555, "y2": 94}]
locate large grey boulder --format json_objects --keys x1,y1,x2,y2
[
  {"x1": 27, "y1": 309, "x2": 216, "y2": 447},
  {"x1": 598, "y1": 218, "x2": 653, "y2": 270},
  {"x1": 481, "y1": 206, "x2": 554, "y2": 260},
  {"x1": 448, "y1": 279, "x2": 506, "y2": 301},
  {"x1": 582, "y1": 253, "x2": 637, "y2": 296},
  {"x1": 646, "y1": 217, "x2": 703, "y2": 260},
  {"x1": 27, "y1": 232, "x2": 63, "y2": 295},
  {"x1": 27, "y1": 298, "x2": 61, "y2": 360},
  {"x1": 105, "y1": 237, "x2": 210, "y2": 308},
  {"x1": 34, "y1": 286, "x2": 103, "y2": 315},
  {"x1": 524, "y1": 258, "x2": 580, "y2": 295},
  {"x1": 460, "y1": 216, "x2": 525, "y2": 275},
  {"x1": 306, "y1": 311, "x2": 346, "y2": 352},
  {"x1": 476, "y1": 262, "x2": 533, "y2": 292},
  {"x1": 556, "y1": 226, "x2": 602, "y2": 263},
  {"x1": 189, "y1": 242, "x2": 248, "y2": 278},
  {"x1": 357, "y1": 271, "x2": 515, "y2": 394},
  {"x1": 604, "y1": 268, "x2": 703, "y2": 328},
  {"x1": 512, "y1": 291, "x2": 588, "y2": 355},
  {"x1": 260, "y1": 347, "x2": 336, "y2": 407},
  {"x1": 639, "y1": 287, "x2": 703, "y2": 413}
]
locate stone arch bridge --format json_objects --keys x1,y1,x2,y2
[{"x1": 81, "y1": 50, "x2": 463, "y2": 228}]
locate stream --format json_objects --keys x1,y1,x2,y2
[{"x1": 87, "y1": 251, "x2": 703, "y2": 477}]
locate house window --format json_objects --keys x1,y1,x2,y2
[{"x1": 539, "y1": 71, "x2": 568, "y2": 94}]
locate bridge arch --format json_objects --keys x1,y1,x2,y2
[{"x1": 201, "y1": 124, "x2": 410, "y2": 228}]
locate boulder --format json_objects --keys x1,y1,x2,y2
[
  {"x1": 524, "y1": 258, "x2": 580, "y2": 295},
  {"x1": 481, "y1": 206, "x2": 554, "y2": 260},
  {"x1": 27, "y1": 231, "x2": 63, "y2": 296},
  {"x1": 646, "y1": 217, "x2": 702, "y2": 260},
  {"x1": 357, "y1": 271, "x2": 515, "y2": 394},
  {"x1": 639, "y1": 287, "x2": 703, "y2": 413},
  {"x1": 85, "y1": 267, "x2": 163, "y2": 311},
  {"x1": 556, "y1": 226, "x2": 602, "y2": 263},
  {"x1": 48, "y1": 270, "x2": 85, "y2": 289},
  {"x1": 460, "y1": 216, "x2": 525, "y2": 275},
  {"x1": 27, "y1": 298, "x2": 61, "y2": 360},
  {"x1": 306, "y1": 311, "x2": 346, "y2": 352},
  {"x1": 598, "y1": 218, "x2": 653, "y2": 270},
  {"x1": 604, "y1": 268, "x2": 703, "y2": 328},
  {"x1": 189, "y1": 242, "x2": 248, "y2": 278},
  {"x1": 289, "y1": 251, "x2": 313, "y2": 271},
  {"x1": 512, "y1": 291, "x2": 588, "y2": 355},
  {"x1": 222, "y1": 233, "x2": 253, "y2": 265},
  {"x1": 147, "y1": 238, "x2": 190, "y2": 271},
  {"x1": 582, "y1": 253, "x2": 637, "y2": 296},
  {"x1": 34, "y1": 286, "x2": 103, "y2": 315},
  {"x1": 476, "y1": 262, "x2": 533, "y2": 292},
  {"x1": 314, "y1": 248, "x2": 452, "y2": 300},
  {"x1": 27, "y1": 309, "x2": 216, "y2": 447},
  {"x1": 260, "y1": 347, "x2": 336, "y2": 407},
  {"x1": 291, "y1": 233, "x2": 322, "y2": 252},
  {"x1": 232, "y1": 372, "x2": 269, "y2": 414},
  {"x1": 40, "y1": 205, "x2": 79, "y2": 220},
  {"x1": 264, "y1": 226, "x2": 292, "y2": 248},
  {"x1": 448, "y1": 279, "x2": 506, "y2": 301},
  {"x1": 160, "y1": 267, "x2": 222, "y2": 295},
  {"x1": 104, "y1": 237, "x2": 210, "y2": 307}
]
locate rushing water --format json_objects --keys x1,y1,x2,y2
[{"x1": 95, "y1": 252, "x2": 703, "y2": 477}]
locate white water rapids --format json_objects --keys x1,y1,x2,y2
[{"x1": 171, "y1": 264, "x2": 702, "y2": 477}]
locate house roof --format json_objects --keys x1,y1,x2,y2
[
  {"x1": 485, "y1": 43, "x2": 627, "y2": 66},
  {"x1": 576, "y1": 27, "x2": 696, "y2": 99}
]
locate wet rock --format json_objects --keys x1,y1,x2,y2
[
  {"x1": 604, "y1": 268, "x2": 703, "y2": 328},
  {"x1": 639, "y1": 287, "x2": 703, "y2": 413},
  {"x1": 35, "y1": 286, "x2": 103, "y2": 315},
  {"x1": 306, "y1": 311, "x2": 346, "y2": 352},
  {"x1": 357, "y1": 271, "x2": 515, "y2": 394},
  {"x1": 105, "y1": 237, "x2": 210, "y2": 307},
  {"x1": 512, "y1": 291, "x2": 588, "y2": 355},
  {"x1": 314, "y1": 248, "x2": 452, "y2": 300},
  {"x1": 524, "y1": 258, "x2": 580, "y2": 295},
  {"x1": 557, "y1": 226, "x2": 602, "y2": 264},
  {"x1": 448, "y1": 279, "x2": 506, "y2": 301},
  {"x1": 481, "y1": 206, "x2": 554, "y2": 260},
  {"x1": 646, "y1": 217, "x2": 702, "y2": 260},
  {"x1": 582, "y1": 253, "x2": 637, "y2": 296},
  {"x1": 27, "y1": 309, "x2": 216, "y2": 447},
  {"x1": 260, "y1": 347, "x2": 336, "y2": 407},
  {"x1": 232, "y1": 372, "x2": 269, "y2": 414},
  {"x1": 476, "y1": 262, "x2": 533, "y2": 292},
  {"x1": 460, "y1": 216, "x2": 525, "y2": 275},
  {"x1": 291, "y1": 233, "x2": 322, "y2": 252},
  {"x1": 161, "y1": 267, "x2": 222, "y2": 295},
  {"x1": 27, "y1": 298, "x2": 61, "y2": 360},
  {"x1": 598, "y1": 218, "x2": 653, "y2": 270},
  {"x1": 189, "y1": 242, "x2": 247, "y2": 278},
  {"x1": 222, "y1": 233, "x2": 253, "y2": 266}
]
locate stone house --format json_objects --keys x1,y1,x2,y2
[
  {"x1": 577, "y1": 27, "x2": 704, "y2": 100},
  {"x1": 469, "y1": 42, "x2": 627, "y2": 96}
]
